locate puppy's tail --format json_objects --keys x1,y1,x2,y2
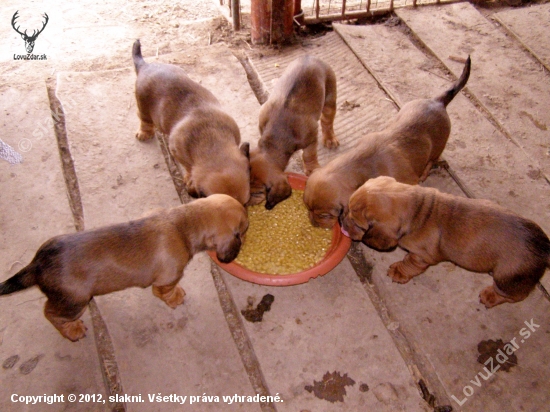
[
  {"x1": 436, "y1": 55, "x2": 471, "y2": 107},
  {"x1": 132, "y1": 39, "x2": 146, "y2": 73},
  {"x1": 0, "y1": 265, "x2": 37, "y2": 296}
]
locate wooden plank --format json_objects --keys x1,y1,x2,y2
[
  {"x1": 335, "y1": 16, "x2": 550, "y2": 412},
  {"x1": 494, "y1": 3, "x2": 550, "y2": 71},
  {"x1": 0, "y1": 82, "x2": 106, "y2": 411},
  {"x1": 56, "y1": 45, "x2": 258, "y2": 410},
  {"x1": 396, "y1": 2, "x2": 550, "y2": 184}
]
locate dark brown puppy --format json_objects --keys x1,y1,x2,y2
[
  {"x1": 248, "y1": 55, "x2": 339, "y2": 209},
  {"x1": 343, "y1": 176, "x2": 550, "y2": 308},
  {"x1": 304, "y1": 57, "x2": 471, "y2": 228},
  {"x1": 132, "y1": 40, "x2": 250, "y2": 205},
  {"x1": 0, "y1": 195, "x2": 248, "y2": 341}
]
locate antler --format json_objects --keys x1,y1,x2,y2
[
  {"x1": 32, "y1": 13, "x2": 49, "y2": 39},
  {"x1": 11, "y1": 11, "x2": 25, "y2": 37},
  {"x1": 11, "y1": 11, "x2": 49, "y2": 40}
]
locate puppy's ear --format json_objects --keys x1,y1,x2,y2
[
  {"x1": 265, "y1": 175, "x2": 292, "y2": 210},
  {"x1": 362, "y1": 224, "x2": 398, "y2": 251},
  {"x1": 358, "y1": 189, "x2": 401, "y2": 250},
  {"x1": 240, "y1": 142, "x2": 250, "y2": 159}
]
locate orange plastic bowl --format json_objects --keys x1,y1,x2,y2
[{"x1": 208, "y1": 172, "x2": 351, "y2": 286}]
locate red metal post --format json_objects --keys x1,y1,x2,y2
[
  {"x1": 232, "y1": 0, "x2": 241, "y2": 31},
  {"x1": 251, "y1": 0, "x2": 271, "y2": 44},
  {"x1": 271, "y1": 0, "x2": 295, "y2": 44},
  {"x1": 251, "y1": 0, "x2": 295, "y2": 44}
]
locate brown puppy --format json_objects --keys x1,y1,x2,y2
[
  {"x1": 0, "y1": 195, "x2": 248, "y2": 341},
  {"x1": 343, "y1": 176, "x2": 550, "y2": 308},
  {"x1": 132, "y1": 40, "x2": 250, "y2": 205},
  {"x1": 304, "y1": 57, "x2": 471, "y2": 228},
  {"x1": 248, "y1": 55, "x2": 339, "y2": 209}
]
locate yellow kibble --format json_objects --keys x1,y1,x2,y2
[{"x1": 235, "y1": 189, "x2": 333, "y2": 275}]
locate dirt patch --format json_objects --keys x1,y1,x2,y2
[
  {"x1": 241, "y1": 294, "x2": 275, "y2": 322},
  {"x1": 19, "y1": 354, "x2": 45, "y2": 375},
  {"x1": 477, "y1": 339, "x2": 518, "y2": 372},
  {"x1": 304, "y1": 371, "x2": 356, "y2": 403},
  {"x1": 2, "y1": 355, "x2": 19, "y2": 369}
]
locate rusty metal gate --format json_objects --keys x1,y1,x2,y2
[
  {"x1": 300, "y1": 0, "x2": 460, "y2": 24},
  {"x1": 220, "y1": 0, "x2": 462, "y2": 42}
]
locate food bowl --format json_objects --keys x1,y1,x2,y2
[{"x1": 208, "y1": 172, "x2": 351, "y2": 286}]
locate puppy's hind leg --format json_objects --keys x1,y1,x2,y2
[
  {"x1": 479, "y1": 267, "x2": 541, "y2": 308},
  {"x1": 321, "y1": 71, "x2": 339, "y2": 149},
  {"x1": 152, "y1": 281, "x2": 186, "y2": 309},
  {"x1": 479, "y1": 284, "x2": 521, "y2": 308},
  {"x1": 135, "y1": 112, "x2": 156, "y2": 141},
  {"x1": 44, "y1": 299, "x2": 89, "y2": 342},
  {"x1": 302, "y1": 141, "x2": 320, "y2": 176},
  {"x1": 388, "y1": 253, "x2": 430, "y2": 284}
]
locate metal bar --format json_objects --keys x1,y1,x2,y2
[
  {"x1": 303, "y1": 0, "x2": 464, "y2": 24},
  {"x1": 342, "y1": 0, "x2": 347, "y2": 16},
  {"x1": 231, "y1": 0, "x2": 241, "y2": 31},
  {"x1": 304, "y1": 8, "x2": 383, "y2": 24},
  {"x1": 270, "y1": 0, "x2": 294, "y2": 44},
  {"x1": 294, "y1": 0, "x2": 305, "y2": 25},
  {"x1": 389, "y1": 0, "x2": 394, "y2": 12},
  {"x1": 315, "y1": 0, "x2": 320, "y2": 19},
  {"x1": 250, "y1": 0, "x2": 270, "y2": 44}
]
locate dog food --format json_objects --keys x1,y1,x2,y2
[{"x1": 236, "y1": 190, "x2": 332, "y2": 274}]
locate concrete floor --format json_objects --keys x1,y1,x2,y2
[{"x1": 1, "y1": 1, "x2": 549, "y2": 411}]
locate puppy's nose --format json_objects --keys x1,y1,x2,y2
[
  {"x1": 342, "y1": 217, "x2": 366, "y2": 241},
  {"x1": 217, "y1": 238, "x2": 242, "y2": 263}
]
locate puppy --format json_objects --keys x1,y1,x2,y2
[
  {"x1": 0, "y1": 195, "x2": 248, "y2": 341},
  {"x1": 343, "y1": 176, "x2": 550, "y2": 308},
  {"x1": 304, "y1": 57, "x2": 471, "y2": 228},
  {"x1": 132, "y1": 40, "x2": 250, "y2": 205},
  {"x1": 248, "y1": 55, "x2": 339, "y2": 209}
]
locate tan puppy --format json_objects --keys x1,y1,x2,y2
[
  {"x1": 304, "y1": 57, "x2": 471, "y2": 228},
  {"x1": 132, "y1": 40, "x2": 250, "y2": 205},
  {"x1": 343, "y1": 176, "x2": 550, "y2": 308},
  {"x1": 0, "y1": 195, "x2": 248, "y2": 341},
  {"x1": 248, "y1": 55, "x2": 339, "y2": 209}
]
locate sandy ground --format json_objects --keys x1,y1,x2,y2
[{"x1": 1, "y1": 0, "x2": 549, "y2": 411}]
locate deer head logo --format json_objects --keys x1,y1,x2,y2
[{"x1": 11, "y1": 11, "x2": 49, "y2": 54}]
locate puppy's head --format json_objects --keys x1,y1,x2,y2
[
  {"x1": 199, "y1": 194, "x2": 249, "y2": 263},
  {"x1": 304, "y1": 170, "x2": 349, "y2": 229},
  {"x1": 347, "y1": 176, "x2": 413, "y2": 249},
  {"x1": 188, "y1": 143, "x2": 251, "y2": 205},
  {"x1": 248, "y1": 148, "x2": 292, "y2": 210}
]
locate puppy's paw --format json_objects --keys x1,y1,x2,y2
[
  {"x1": 154, "y1": 285, "x2": 186, "y2": 309},
  {"x1": 302, "y1": 155, "x2": 321, "y2": 176},
  {"x1": 387, "y1": 262, "x2": 413, "y2": 284},
  {"x1": 166, "y1": 286, "x2": 186, "y2": 309},
  {"x1": 304, "y1": 164, "x2": 320, "y2": 176},
  {"x1": 135, "y1": 129, "x2": 155, "y2": 141},
  {"x1": 323, "y1": 134, "x2": 340, "y2": 150},
  {"x1": 60, "y1": 319, "x2": 88, "y2": 342},
  {"x1": 479, "y1": 285, "x2": 514, "y2": 308}
]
